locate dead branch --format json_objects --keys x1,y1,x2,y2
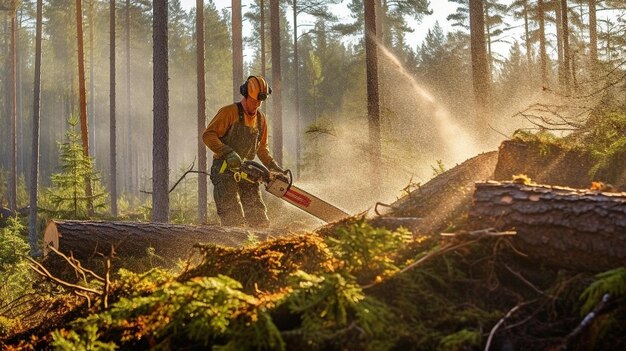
[
  {"x1": 46, "y1": 244, "x2": 104, "y2": 283},
  {"x1": 27, "y1": 257, "x2": 102, "y2": 296},
  {"x1": 558, "y1": 293, "x2": 614, "y2": 350},
  {"x1": 485, "y1": 302, "x2": 532, "y2": 351},
  {"x1": 140, "y1": 160, "x2": 210, "y2": 194}
]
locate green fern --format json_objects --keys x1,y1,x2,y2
[{"x1": 579, "y1": 267, "x2": 626, "y2": 315}]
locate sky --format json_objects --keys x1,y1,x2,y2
[{"x1": 179, "y1": 0, "x2": 457, "y2": 51}]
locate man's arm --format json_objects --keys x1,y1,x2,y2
[{"x1": 203, "y1": 106, "x2": 236, "y2": 158}]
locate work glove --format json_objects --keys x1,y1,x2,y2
[
  {"x1": 268, "y1": 161, "x2": 286, "y2": 174},
  {"x1": 225, "y1": 151, "x2": 242, "y2": 170}
]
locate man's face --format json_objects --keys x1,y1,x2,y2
[{"x1": 243, "y1": 95, "x2": 262, "y2": 115}]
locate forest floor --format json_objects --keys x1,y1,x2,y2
[{"x1": 1, "y1": 138, "x2": 625, "y2": 350}]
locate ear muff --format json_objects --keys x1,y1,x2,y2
[{"x1": 240, "y1": 76, "x2": 272, "y2": 101}]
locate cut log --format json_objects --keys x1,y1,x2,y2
[
  {"x1": 494, "y1": 140, "x2": 626, "y2": 189},
  {"x1": 43, "y1": 220, "x2": 278, "y2": 261},
  {"x1": 469, "y1": 181, "x2": 626, "y2": 272},
  {"x1": 383, "y1": 151, "x2": 499, "y2": 234}
]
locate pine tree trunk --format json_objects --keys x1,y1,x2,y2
[
  {"x1": 364, "y1": 0, "x2": 381, "y2": 193},
  {"x1": 588, "y1": 0, "x2": 597, "y2": 63},
  {"x1": 232, "y1": 0, "x2": 243, "y2": 101},
  {"x1": 43, "y1": 220, "x2": 277, "y2": 261},
  {"x1": 469, "y1": 0, "x2": 491, "y2": 130},
  {"x1": 538, "y1": 0, "x2": 548, "y2": 84},
  {"x1": 152, "y1": 0, "x2": 169, "y2": 222},
  {"x1": 270, "y1": 0, "x2": 283, "y2": 165},
  {"x1": 29, "y1": 0, "x2": 43, "y2": 256},
  {"x1": 560, "y1": 0, "x2": 571, "y2": 92},
  {"x1": 75, "y1": 0, "x2": 94, "y2": 213},
  {"x1": 260, "y1": 0, "x2": 266, "y2": 77},
  {"x1": 9, "y1": 11, "x2": 17, "y2": 211},
  {"x1": 293, "y1": 0, "x2": 301, "y2": 179},
  {"x1": 110, "y1": 0, "x2": 118, "y2": 216},
  {"x1": 196, "y1": 0, "x2": 207, "y2": 223},
  {"x1": 469, "y1": 181, "x2": 626, "y2": 272}
]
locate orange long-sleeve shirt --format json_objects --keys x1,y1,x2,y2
[{"x1": 202, "y1": 103, "x2": 274, "y2": 166}]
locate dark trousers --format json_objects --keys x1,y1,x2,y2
[{"x1": 210, "y1": 159, "x2": 269, "y2": 227}]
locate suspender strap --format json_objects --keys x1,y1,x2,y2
[
  {"x1": 236, "y1": 102, "x2": 245, "y2": 123},
  {"x1": 235, "y1": 102, "x2": 263, "y2": 144}
]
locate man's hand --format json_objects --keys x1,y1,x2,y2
[
  {"x1": 225, "y1": 151, "x2": 242, "y2": 170},
  {"x1": 268, "y1": 160, "x2": 286, "y2": 174}
]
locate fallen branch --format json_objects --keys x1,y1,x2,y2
[
  {"x1": 558, "y1": 293, "x2": 613, "y2": 350},
  {"x1": 485, "y1": 303, "x2": 524, "y2": 351}
]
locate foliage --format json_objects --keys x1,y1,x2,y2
[
  {"x1": 285, "y1": 270, "x2": 397, "y2": 350},
  {"x1": 0, "y1": 216, "x2": 33, "y2": 306},
  {"x1": 584, "y1": 113, "x2": 626, "y2": 180},
  {"x1": 431, "y1": 160, "x2": 447, "y2": 176},
  {"x1": 437, "y1": 328, "x2": 481, "y2": 351},
  {"x1": 579, "y1": 267, "x2": 626, "y2": 315},
  {"x1": 0, "y1": 171, "x2": 29, "y2": 210},
  {"x1": 43, "y1": 116, "x2": 109, "y2": 219},
  {"x1": 52, "y1": 325, "x2": 118, "y2": 351},
  {"x1": 324, "y1": 220, "x2": 413, "y2": 284}
]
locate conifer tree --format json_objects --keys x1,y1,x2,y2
[{"x1": 46, "y1": 116, "x2": 108, "y2": 219}]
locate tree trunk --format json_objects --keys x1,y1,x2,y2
[
  {"x1": 232, "y1": 0, "x2": 243, "y2": 101},
  {"x1": 125, "y1": 0, "x2": 133, "y2": 194},
  {"x1": 538, "y1": 0, "x2": 548, "y2": 85},
  {"x1": 152, "y1": 0, "x2": 169, "y2": 222},
  {"x1": 588, "y1": 0, "x2": 597, "y2": 63},
  {"x1": 560, "y1": 0, "x2": 571, "y2": 92},
  {"x1": 110, "y1": 0, "x2": 118, "y2": 217},
  {"x1": 270, "y1": 0, "x2": 283, "y2": 165},
  {"x1": 386, "y1": 151, "x2": 499, "y2": 234},
  {"x1": 469, "y1": 181, "x2": 626, "y2": 272},
  {"x1": 89, "y1": 0, "x2": 96, "y2": 156},
  {"x1": 364, "y1": 0, "x2": 381, "y2": 194},
  {"x1": 9, "y1": 11, "x2": 17, "y2": 211},
  {"x1": 29, "y1": 0, "x2": 43, "y2": 256},
  {"x1": 260, "y1": 0, "x2": 266, "y2": 77},
  {"x1": 76, "y1": 0, "x2": 94, "y2": 213},
  {"x1": 43, "y1": 220, "x2": 277, "y2": 261},
  {"x1": 469, "y1": 0, "x2": 491, "y2": 130},
  {"x1": 196, "y1": 0, "x2": 207, "y2": 223},
  {"x1": 523, "y1": 0, "x2": 532, "y2": 70},
  {"x1": 293, "y1": 0, "x2": 300, "y2": 178}
]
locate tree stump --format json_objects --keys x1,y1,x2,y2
[{"x1": 469, "y1": 181, "x2": 626, "y2": 272}]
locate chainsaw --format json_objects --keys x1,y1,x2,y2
[{"x1": 223, "y1": 160, "x2": 348, "y2": 223}]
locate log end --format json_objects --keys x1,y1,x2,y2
[{"x1": 43, "y1": 220, "x2": 60, "y2": 257}]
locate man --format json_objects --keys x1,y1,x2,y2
[{"x1": 203, "y1": 75, "x2": 283, "y2": 227}]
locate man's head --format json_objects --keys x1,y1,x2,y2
[{"x1": 240, "y1": 76, "x2": 271, "y2": 115}]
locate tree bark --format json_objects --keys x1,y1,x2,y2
[
  {"x1": 43, "y1": 220, "x2": 277, "y2": 261},
  {"x1": 76, "y1": 0, "x2": 94, "y2": 213},
  {"x1": 560, "y1": 0, "x2": 571, "y2": 93},
  {"x1": 538, "y1": 0, "x2": 548, "y2": 85},
  {"x1": 232, "y1": 0, "x2": 243, "y2": 101},
  {"x1": 364, "y1": 0, "x2": 381, "y2": 194},
  {"x1": 588, "y1": 0, "x2": 597, "y2": 63},
  {"x1": 110, "y1": 0, "x2": 118, "y2": 217},
  {"x1": 469, "y1": 181, "x2": 626, "y2": 272},
  {"x1": 9, "y1": 11, "x2": 17, "y2": 211},
  {"x1": 270, "y1": 0, "x2": 283, "y2": 165},
  {"x1": 196, "y1": 0, "x2": 207, "y2": 223},
  {"x1": 469, "y1": 0, "x2": 491, "y2": 130},
  {"x1": 152, "y1": 0, "x2": 169, "y2": 222},
  {"x1": 29, "y1": 0, "x2": 43, "y2": 256},
  {"x1": 385, "y1": 151, "x2": 499, "y2": 234},
  {"x1": 293, "y1": 0, "x2": 301, "y2": 179}
]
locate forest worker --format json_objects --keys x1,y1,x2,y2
[{"x1": 202, "y1": 75, "x2": 284, "y2": 227}]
